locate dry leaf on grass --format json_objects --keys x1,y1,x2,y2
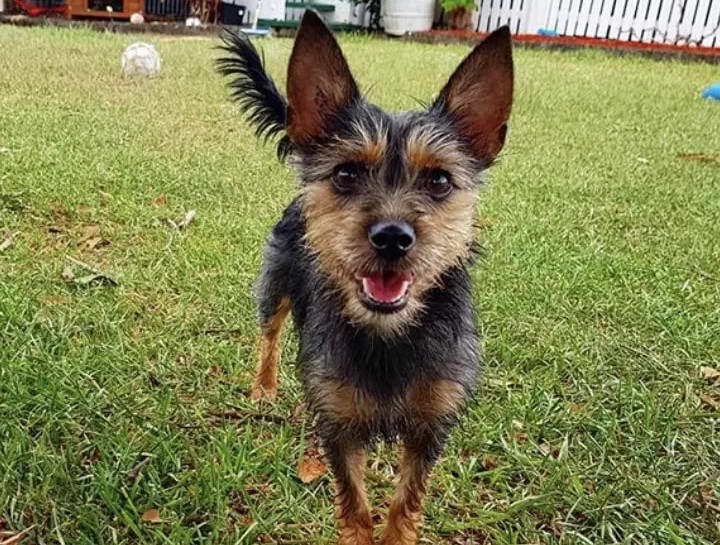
[
  {"x1": 51, "y1": 203, "x2": 71, "y2": 222},
  {"x1": 0, "y1": 232, "x2": 18, "y2": 252},
  {"x1": 699, "y1": 485, "x2": 720, "y2": 514},
  {"x1": 0, "y1": 525, "x2": 36, "y2": 545},
  {"x1": 153, "y1": 193, "x2": 167, "y2": 207},
  {"x1": 74, "y1": 273, "x2": 117, "y2": 286},
  {"x1": 245, "y1": 483, "x2": 272, "y2": 497},
  {"x1": 701, "y1": 366, "x2": 720, "y2": 381},
  {"x1": 481, "y1": 454, "x2": 498, "y2": 470},
  {"x1": 297, "y1": 442, "x2": 327, "y2": 484},
  {"x1": 78, "y1": 225, "x2": 109, "y2": 252},
  {"x1": 61, "y1": 265, "x2": 75, "y2": 282},
  {"x1": 538, "y1": 442, "x2": 553, "y2": 456},
  {"x1": 678, "y1": 153, "x2": 720, "y2": 165},
  {"x1": 141, "y1": 509, "x2": 161, "y2": 524},
  {"x1": 229, "y1": 489, "x2": 249, "y2": 515},
  {"x1": 449, "y1": 528, "x2": 490, "y2": 545},
  {"x1": 62, "y1": 271, "x2": 117, "y2": 287},
  {"x1": 227, "y1": 489, "x2": 254, "y2": 525},
  {"x1": 127, "y1": 456, "x2": 151, "y2": 482},
  {"x1": 510, "y1": 419, "x2": 528, "y2": 443},
  {"x1": 177, "y1": 209, "x2": 197, "y2": 229},
  {"x1": 167, "y1": 209, "x2": 197, "y2": 230},
  {"x1": 81, "y1": 237, "x2": 109, "y2": 252},
  {"x1": 699, "y1": 393, "x2": 720, "y2": 410},
  {"x1": 48, "y1": 204, "x2": 71, "y2": 234},
  {"x1": 79, "y1": 224, "x2": 99, "y2": 240},
  {"x1": 62, "y1": 257, "x2": 117, "y2": 287}
]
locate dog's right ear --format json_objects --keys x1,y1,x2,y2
[{"x1": 286, "y1": 10, "x2": 359, "y2": 146}]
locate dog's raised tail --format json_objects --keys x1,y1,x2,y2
[{"x1": 216, "y1": 29, "x2": 291, "y2": 160}]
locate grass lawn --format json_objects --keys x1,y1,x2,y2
[{"x1": 1, "y1": 25, "x2": 720, "y2": 545}]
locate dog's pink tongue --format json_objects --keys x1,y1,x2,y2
[{"x1": 363, "y1": 272, "x2": 410, "y2": 303}]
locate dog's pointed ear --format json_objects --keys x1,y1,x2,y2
[
  {"x1": 432, "y1": 26, "x2": 514, "y2": 165},
  {"x1": 286, "y1": 10, "x2": 359, "y2": 145}
]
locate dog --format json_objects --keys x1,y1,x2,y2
[{"x1": 218, "y1": 12, "x2": 513, "y2": 545}]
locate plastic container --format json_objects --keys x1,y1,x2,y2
[
  {"x1": 383, "y1": 0, "x2": 435, "y2": 36},
  {"x1": 220, "y1": 0, "x2": 246, "y2": 25},
  {"x1": 537, "y1": 28, "x2": 558, "y2": 36},
  {"x1": 701, "y1": 83, "x2": 720, "y2": 101},
  {"x1": 328, "y1": 0, "x2": 352, "y2": 25}
]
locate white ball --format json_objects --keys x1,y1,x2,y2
[
  {"x1": 121, "y1": 42, "x2": 161, "y2": 77},
  {"x1": 185, "y1": 16, "x2": 201, "y2": 27},
  {"x1": 129, "y1": 12, "x2": 145, "y2": 24}
]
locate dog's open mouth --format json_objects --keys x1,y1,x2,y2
[{"x1": 357, "y1": 271, "x2": 414, "y2": 313}]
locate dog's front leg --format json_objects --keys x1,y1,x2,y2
[
  {"x1": 381, "y1": 379, "x2": 463, "y2": 545},
  {"x1": 323, "y1": 436, "x2": 375, "y2": 545},
  {"x1": 379, "y1": 433, "x2": 445, "y2": 545}
]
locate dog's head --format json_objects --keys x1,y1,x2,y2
[{"x1": 219, "y1": 12, "x2": 513, "y2": 335}]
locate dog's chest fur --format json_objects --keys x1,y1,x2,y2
[{"x1": 264, "y1": 199, "x2": 481, "y2": 440}]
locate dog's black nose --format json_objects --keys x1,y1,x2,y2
[{"x1": 368, "y1": 221, "x2": 416, "y2": 260}]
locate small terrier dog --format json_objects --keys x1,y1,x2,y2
[{"x1": 218, "y1": 12, "x2": 513, "y2": 545}]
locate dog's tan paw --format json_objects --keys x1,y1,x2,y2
[
  {"x1": 338, "y1": 529, "x2": 375, "y2": 545},
  {"x1": 249, "y1": 385, "x2": 277, "y2": 402}
]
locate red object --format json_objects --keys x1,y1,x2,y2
[
  {"x1": 15, "y1": 0, "x2": 68, "y2": 16},
  {"x1": 424, "y1": 29, "x2": 720, "y2": 59}
]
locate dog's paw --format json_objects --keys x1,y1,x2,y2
[
  {"x1": 378, "y1": 530, "x2": 417, "y2": 545},
  {"x1": 249, "y1": 385, "x2": 277, "y2": 402},
  {"x1": 338, "y1": 530, "x2": 375, "y2": 545}
]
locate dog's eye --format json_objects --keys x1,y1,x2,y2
[
  {"x1": 426, "y1": 169, "x2": 453, "y2": 200},
  {"x1": 332, "y1": 163, "x2": 361, "y2": 194}
]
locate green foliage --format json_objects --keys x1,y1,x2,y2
[
  {"x1": 1, "y1": 26, "x2": 719, "y2": 545},
  {"x1": 441, "y1": 0, "x2": 476, "y2": 12}
]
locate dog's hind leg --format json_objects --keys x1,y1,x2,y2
[
  {"x1": 251, "y1": 235, "x2": 293, "y2": 402},
  {"x1": 251, "y1": 295, "x2": 290, "y2": 401}
]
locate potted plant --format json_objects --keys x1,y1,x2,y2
[{"x1": 442, "y1": 0, "x2": 475, "y2": 30}]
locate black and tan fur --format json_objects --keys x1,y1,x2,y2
[{"x1": 217, "y1": 12, "x2": 513, "y2": 545}]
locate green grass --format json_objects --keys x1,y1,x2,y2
[{"x1": 1, "y1": 25, "x2": 719, "y2": 545}]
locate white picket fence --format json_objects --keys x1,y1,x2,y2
[{"x1": 473, "y1": 0, "x2": 720, "y2": 48}]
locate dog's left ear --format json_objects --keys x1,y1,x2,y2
[{"x1": 432, "y1": 26, "x2": 514, "y2": 165}]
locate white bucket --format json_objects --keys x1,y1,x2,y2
[
  {"x1": 242, "y1": 0, "x2": 285, "y2": 23},
  {"x1": 328, "y1": 0, "x2": 353, "y2": 25},
  {"x1": 383, "y1": 0, "x2": 436, "y2": 36}
]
